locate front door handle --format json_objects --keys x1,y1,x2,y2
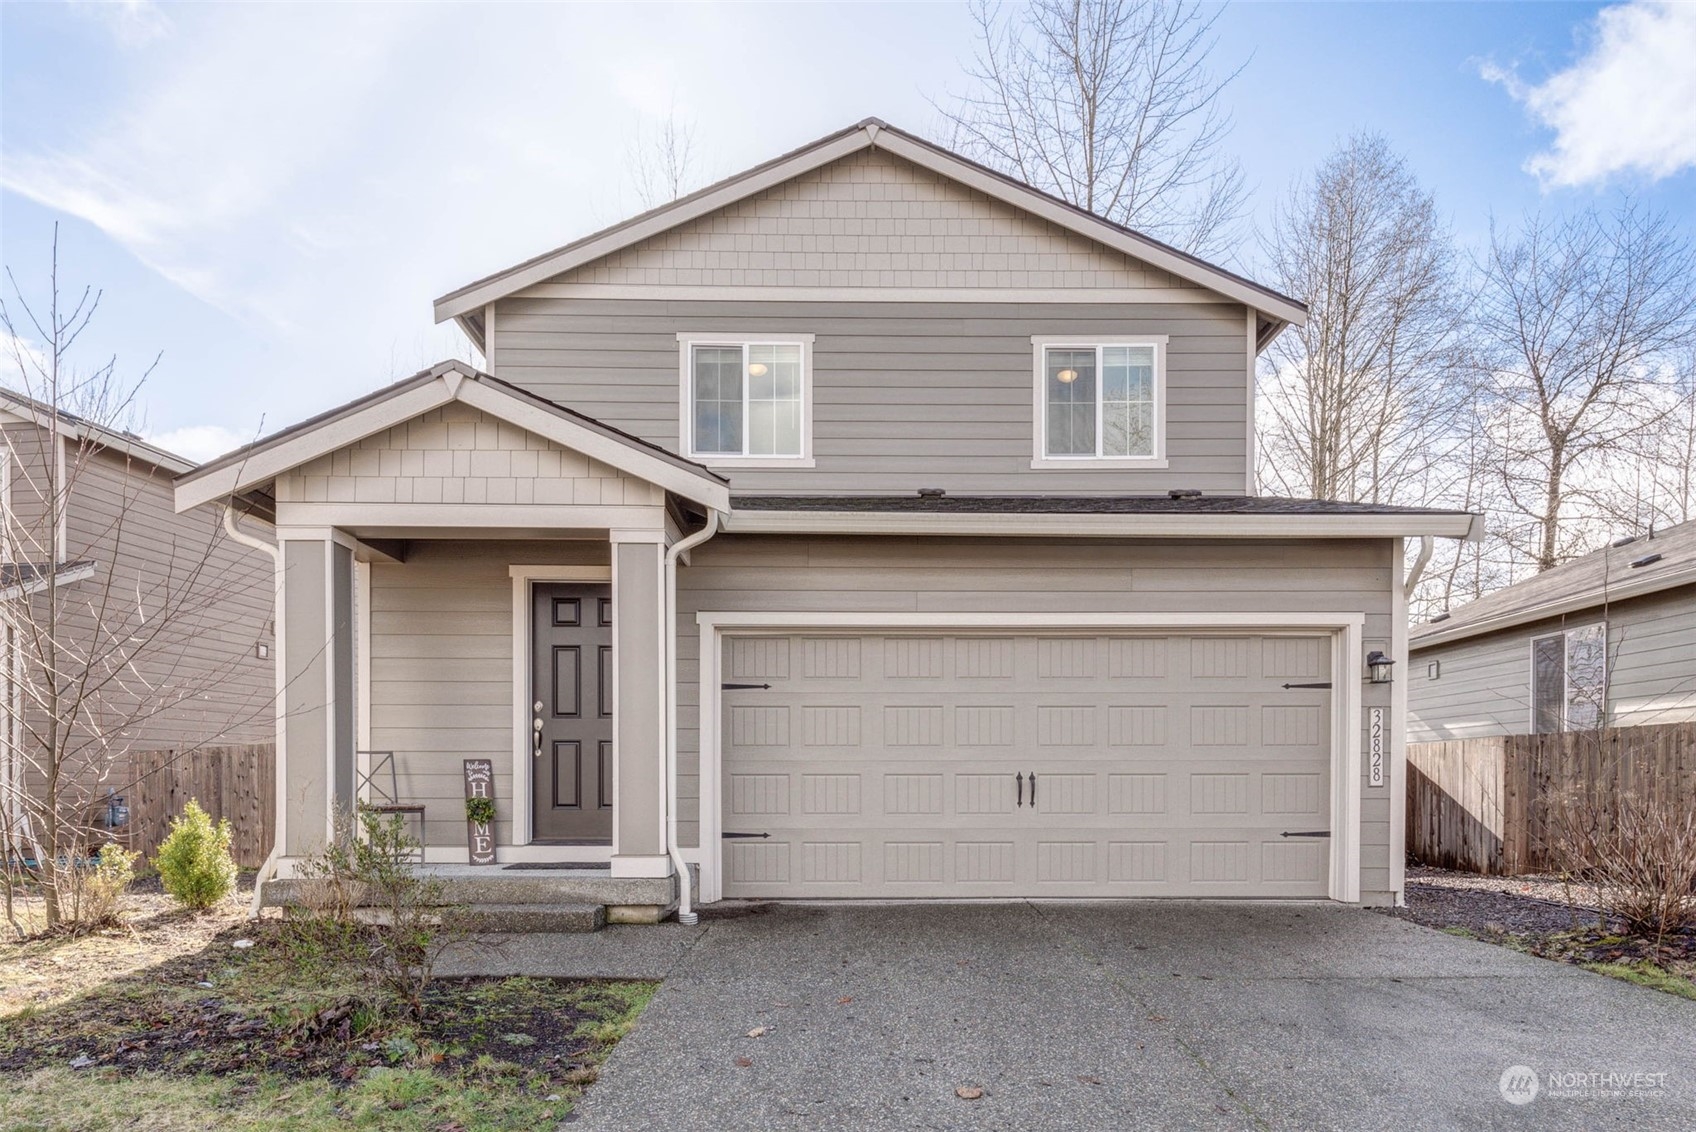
[
  {"x1": 1016, "y1": 772, "x2": 1023, "y2": 808},
  {"x1": 532, "y1": 717, "x2": 544, "y2": 757}
]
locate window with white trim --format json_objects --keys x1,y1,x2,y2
[
  {"x1": 1530, "y1": 623, "x2": 1607, "y2": 734},
  {"x1": 680, "y1": 336, "x2": 812, "y2": 463},
  {"x1": 1033, "y1": 339, "x2": 1164, "y2": 464}
]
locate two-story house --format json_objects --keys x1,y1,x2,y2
[
  {"x1": 176, "y1": 120, "x2": 1477, "y2": 918},
  {"x1": 2, "y1": 389, "x2": 275, "y2": 858}
]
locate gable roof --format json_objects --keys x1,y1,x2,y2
[
  {"x1": 1411, "y1": 519, "x2": 1696, "y2": 650},
  {"x1": 0, "y1": 388, "x2": 195, "y2": 476},
  {"x1": 173, "y1": 360, "x2": 731, "y2": 514},
  {"x1": 433, "y1": 119, "x2": 1307, "y2": 341}
]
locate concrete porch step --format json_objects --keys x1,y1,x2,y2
[{"x1": 451, "y1": 902, "x2": 606, "y2": 934}]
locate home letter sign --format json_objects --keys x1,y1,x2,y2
[{"x1": 463, "y1": 758, "x2": 497, "y2": 865}]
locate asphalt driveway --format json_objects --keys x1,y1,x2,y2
[{"x1": 466, "y1": 902, "x2": 1696, "y2": 1130}]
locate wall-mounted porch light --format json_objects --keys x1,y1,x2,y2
[{"x1": 1365, "y1": 650, "x2": 1395, "y2": 684}]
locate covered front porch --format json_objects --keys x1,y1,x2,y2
[{"x1": 173, "y1": 361, "x2": 730, "y2": 922}]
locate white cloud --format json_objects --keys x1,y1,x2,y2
[
  {"x1": 1488, "y1": 0, "x2": 1696, "y2": 187},
  {"x1": 72, "y1": 0, "x2": 173, "y2": 49},
  {"x1": 145, "y1": 424, "x2": 250, "y2": 463}
]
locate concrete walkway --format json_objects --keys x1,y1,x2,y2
[{"x1": 467, "y1": 903, "x2": 1695, "y2": 1131}]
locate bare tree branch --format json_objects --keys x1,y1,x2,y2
[{"x1": 937, "y1": 0, "x2": 1246, "y2": 257}]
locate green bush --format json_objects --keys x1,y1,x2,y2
[
  {"x1": 153, "y1": 799, "x2": 237, "y2": 912},
  {"x1": 64, "y1": 843, "x2": 139, "y2": 929}
]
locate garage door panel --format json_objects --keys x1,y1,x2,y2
[{"x1": 722, "y1": 632, "x2": 1332, "y2": 899}]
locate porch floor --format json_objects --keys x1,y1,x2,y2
[{"x1": 261, "y1": 863, "x2": 696, "y2": 930}]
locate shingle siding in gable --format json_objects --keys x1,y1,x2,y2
[
  {"x1": 537, "y1": 149, "x2": 1191, "y2": 293},
  {"x1": 274, "y1": 404, "x2": 666, "y2": 509}
]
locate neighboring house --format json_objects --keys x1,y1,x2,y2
[
  {"x1": 0, "y1": 391, "x2": 275, "y2": 847},
  {"x1": 175, "y1": 119, "x2": 1476, "y2": 913},
  {"x1": 1409, "y1": 520, "x2": 1696, "y2": 742}
]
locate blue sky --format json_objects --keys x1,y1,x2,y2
[{"x1": 3, "y1": 0, "x2": 1694, "y2": 460}]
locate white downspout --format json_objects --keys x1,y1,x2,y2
[
  {"x1": 225, "y1": 505, "x2": 284, "y2": 920},
  {"x1": 664, "y1": 509, "x2": 719, "y2": 925},
  {"x1": 1403, "y1": 535, "x2": 1434, "y2": 599}
]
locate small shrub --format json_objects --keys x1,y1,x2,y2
[
  {"x1": 153, "y1": 799, "x2": 238, "y2": 912},
  {"x1": 1553, "y1": 786, "x2": 1696, "y2": 943},
  {"x1": 56, "y1": 843, "x2": 139, "y2": 931},
  {"x1": 293, "y1": 809, "x2": 461, "y2": 1021}
]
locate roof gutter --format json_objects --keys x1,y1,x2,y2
[
  {"x1": 664, "y1": 509, "x2": 720, "y2": 925},
  {"x1": 720, "y1": 510, "x2": 1479, "y2": 541}
]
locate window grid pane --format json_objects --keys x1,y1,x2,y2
[
  {"x1": 746, "y1": 344, "x2": 803, "y2": 456},
  {"x1": 692, "y1": 346, "x2": 744, "y2": 455},
  {"x1": 1045, "y1": 348, "x2": 1097, "y2": 456},
  {"x1": 1101, "y1": 345, "x2": 1156, "y2": 457}
]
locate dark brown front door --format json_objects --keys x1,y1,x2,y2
[{"x1": 531, "y1": 583, "x2": 613, "y2": 843}]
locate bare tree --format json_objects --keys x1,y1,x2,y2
[
  {"x1": 939, "y1": 0, "x2": 1245, "y2": 256},
  {"x1": 1, "y1": 228, "x2": 272, "y2": 932},
  {"x1": 1475, "y1": 201, "x2": 1696, "y2": 571},
  {"x1": 1256, "y1": 134, "x2": 1468, "y2": 505},
  {"x1": 627, "y1": 107, "x2": 702, "y2": 210}
]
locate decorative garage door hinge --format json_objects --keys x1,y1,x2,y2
[
  {"x1": 1280, "y1": 682, "x2": 1332, "y2": 689},
  {"x1": 721, "y1": 682, "x2": 772, "y2": 690},
  {"x1": 722, "y1": 831, "x2": 771, "y2": 839},
  {"x1": 1280, "y1": 830, "x2": 1331, "y2": 838}
]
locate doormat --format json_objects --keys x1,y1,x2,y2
[{"x1": 502, "y1": 862, "x2": 611, "y2": 871}]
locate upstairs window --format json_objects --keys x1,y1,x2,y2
[
  {"x1": 1530, "y1": 623, "x2": 1607, "y2": 733},
  {"x1": 1032, "y1": 338, "x2": 1166, "y2": 467},
  {"x1": 679, "y1": 335, "x2": 813, "y2": 465}
]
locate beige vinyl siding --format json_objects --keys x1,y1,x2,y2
[
  {"x1": 490, "y1": 299, "x2": 1250, "y2": 495},
  {"x1": 677, "y1": 535, "x2": 1400, "y2": 904},
  {"x1": 3, "y1": 421, "x2": 274, "y2": 758},
  {"x1": 365, "y1": 539, "x2": 608, "y2": 848},
  {"x1": 1409, "y1": 587, "x2": 1696, "y2": 742}
]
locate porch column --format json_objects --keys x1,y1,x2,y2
[
  {"x1": 279, "y1": 535, "x2": 356, "y2": 856},
  {"x1": 610, "y1": 533, "x2": 668, "y2": 878}
]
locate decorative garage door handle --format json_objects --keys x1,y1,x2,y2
[
  {"x1": 721, "y1": 682, "x2": 772, "y2": 690},
  {"x1": 722, "y1": 831, "x2": 771, "y2": 839},
  {"x1": 1028, "y1": 772, "x2": 1036, "y2": 807},
  {"x1": 1280, "y1": 830, "x2": 1331, "y2": 838},
  {"x1": 1016, "y1": 772, "x2": 1023, "y2": 807}
]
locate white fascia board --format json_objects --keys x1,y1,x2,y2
[
  {"x1": 173, "y1": 380, "x2": 454, "y2": 513},
  {"x1": 433, "y1": 130, "x2": 876, "y2": 322},
  {"x1": 1409, "y1": 568, "x2": 1696, "y2": 652},
  {"x1": 454, "y1": 381, "x2": 729, "y2": 511},
  {"x1": 720, "y1": 510, "x2": 1478, "y2": 540},
  {"x1": 870, "y1": 131, "x2": 1308, "y2": 328}
]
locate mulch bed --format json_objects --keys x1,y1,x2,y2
[
  {"x1": 0, "y1": 917, "x2": 634, "y2": 1089},
  {"x1": 1376, "y1": 865, "x2": 1696, "y2": 989}
]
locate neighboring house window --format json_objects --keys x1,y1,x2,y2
[
  {"x1": 1030, "y1": 337, "x2": 1167, "y2": 467},
  {"x1": 677, "y1": 334, "x2": 814, "y2": 466},
  {"x1": 1530, "y1": 623, "x2": 1607, "y2": 734}
]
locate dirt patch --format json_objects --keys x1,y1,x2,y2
[
  {"x1": 1, "y1": 879, "x2": 254, "y2": 1016},
  {"x1": 1, "y1": 916, "x2": 651, "y2": 1085}
]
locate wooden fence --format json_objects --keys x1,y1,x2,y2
[
  {"x1": 124, "y1": 744, "x2": 275, "y2": 869},
  {"x1": 1407, "y1": 723, "x2": 1696, "y2": 874}
]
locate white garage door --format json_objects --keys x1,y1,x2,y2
[{"x1": 720, "y1": 633, "x2": 1333, "y2": 899}]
